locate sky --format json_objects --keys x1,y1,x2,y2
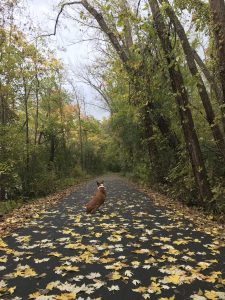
[{"x1": 27, "y1": 0, "x2": 110, "y2": 120}]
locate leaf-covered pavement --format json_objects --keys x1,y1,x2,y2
[{"x1": 0, "y1": 176, "x2": 225, "y2": 300}]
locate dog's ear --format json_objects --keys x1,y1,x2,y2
[{"x1": 97, "y1": 181, "x2": 100, "y2": 186}]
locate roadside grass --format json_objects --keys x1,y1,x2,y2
[{"x1": 0, "y1": 175, "x2": 92, "y2": 215}]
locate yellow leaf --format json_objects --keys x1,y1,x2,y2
[
  {"x1": 187, "y1": 251, "x2": 195, "y2": 256},
  {"x1": 109, "y1": 271, "x2": 121, "y2": 280},
  {"x1": 167, "y1": 257, "x2": 177, "y2": 262},
  {"x1": 55, "y1": 293, "x2": 76, "y2": 300},
  {"x1": 8, "y1": 286, "x2": 16, "y2": 294},
  {"x1": 167, "y1": 248, "x2": 180, "y2": 256},
  {"x1": 149, "y1": 282, "x2": 161, "y2": 293},
  {"x1": 46, "y1": 281, "x2": 60, "y2": 290},
  {"x1": 160, "y1": 237, "x2": 171, "y2": 242},
  {"x1": 49, "y1": 252, "x2": 62, "y2": 257},
  {"x1": 63, "y1": 229, "x2": 73, "y2": 235},
  {"x1": 131, "y1": 261, "x2": 140, "y2": 267},
  {"x1": 15, "y1": 267, "x2": 37, "y2": 278},
  {"x1": 108, "y1": 235, "x2": 121, "y2": 242},
  {"x1": 0, "y1": 257, "x2": 7, "y2": 263},
  {"x1": 95, "y1": 233, "x2": 102, "y2": 237},
  {"x1": 164, "y1": 274, "x2": 181, "y2": 285},
  {"x1": 132, "y1": 286, "x2": 147, "y2": 293},
  {"x1": 125, "y1": 234, "x2": 135, "y2": 239},
  {"x1": 197, "y1": 262, "x2": 210, "y2": 270},
  {"x1": 20, "y1": 236, "x2": 31, "y2": 243},
  {"x1": 29, "y1": 292, "x2": 42, "y2": 299},
  {"x1": 99, "y1": 257, "x2": 115, "y2": 264},
  {"x1": 55, "y1": 265, "x2": 79, "y2": 272},
  {"x1": 0, "y1": 239, "x2": 8, "y2": 248},
  {"x1": 133, "y1": 249, "x2": 149, "y2": 254},
  {"x1": 204, "y1": 290, "x2": 219, "y2": 300},
  {"x1": 173, "y1": 239, "x2": 188, "y2": 245},
  {"x1": 102, "y1": 250, "x2": 110, "y2": 256}
]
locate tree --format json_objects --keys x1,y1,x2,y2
[
  {"x1": 159, "y1": 0, "x2": 225, "y2": 161},
  {"x1": 149, "y1": 0, "x2": 212, "y2": 202},
  {"x1": 209, "y1": 0, "x2": 225, "y2": 106}
]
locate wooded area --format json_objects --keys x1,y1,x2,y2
[{"x1": 0, "y1": 0, "x2": 225, "y2": 214}]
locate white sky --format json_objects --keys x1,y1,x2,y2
[{"x1": 27, "y1": 0, "x2": 110, "y2": 120}]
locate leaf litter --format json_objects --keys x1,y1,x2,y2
[{"x1": 0, "y1": 175, "x2": 224, "y2": 299}]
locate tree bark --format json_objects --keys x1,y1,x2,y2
[
  {"x1": 142, "y1": 103, "x2": 158, "y2": 159},
  {"x1": 119, "y1": 0, "x2": 133, "y2": 52},
  {"x1": 156, "y1": 113, "x2": 178, "y2": 149},
  {"x1": 34, "y1": 57, "x2": 40, "y2": 144},
  {"x1": 193, "y1": 49, "x2": 225, "y2": 134},
  {"x1": 149, "y1": 0, "x2": 212, "y2": 203},
  {"x1": 209, "y1": 0, "x2": 225, "y2": 106},
  {"x1": 49, "y1": 135, "x2": 55, "y2": 164},
  {"x1": 81, "y1": 0, "x2": 129, "y2": 69},
  {"x1": 23, "y1": 82, "x2": 29, "y2": 176},
  {"x1": 78, "y1": 102, "x2": 84, "y2": 171},
  {"x1": 160, "y1": 0, "x2": 225, "y2": 161},
  {"x1": 0, "y1": 187, "x2": 6, "y2": 201}
]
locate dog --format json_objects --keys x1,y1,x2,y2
[{"x1": 86, "y1": 181, "x2": 106, "y2": 214}]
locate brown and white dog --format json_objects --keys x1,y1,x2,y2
[{"x1": 86, "y1": 181, "x2": 106, "y2": 214}]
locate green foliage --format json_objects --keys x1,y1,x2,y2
[
  {"x1": 0, "y1": 198, "x2": 24, "y2": 215},
  {"x1": 0, "y1": 6, "x2": 108, "y2": 206},
  {"x1": 211, "y1": 183, "x2": 225, "y2": 213},
  {"x1": 0, "y1": 161, "x2": 20, "y2": 193},
  {"x1": 174, "y1": 0, "x2": 210, "y2": 32},
  {"x1": 165, "y1": 148, "x2": 197, "y2": 203},
  {"x1": 1, "y1": 0, "x2": 225, "y2": 216},
  {"x1": 89, "y1": 0, "x2": 225, "y2": 213}
]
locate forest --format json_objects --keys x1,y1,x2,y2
[{"x1": 1, "y1": 0, "x2": 225, "y2": 215}]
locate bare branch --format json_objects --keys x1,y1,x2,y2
[
  {"x1": 81, "y1": 0, "x2": 129, "y2": 67},
  {"x1": 136, "y1": 0, "x2": 142, "y2": 16},
  {"x1": 63, "y1": 11, "x2": 101, "y2": 30},
  {"x1": 193, "y1": 49, "x2": 223, "y2": 104},
  {"x1": 41, "y1": 1, "x2": 82, "y2": 37},
  {"x1": 80, "y1": 76, "x2": 110, "y2": 107},
  {"x1": 66, "y1": 37, "x2": 108, "y2": 47},
  {"x1": 85, "y1": 101, "x2": 110, "y2": 112}
]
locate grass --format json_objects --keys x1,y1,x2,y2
[
  {"x1": 0, "y1": 174, "x2": 92, "y2": 216},
  {"x1": 0, "y1": 198, "x2": 25, "y2": 215}
]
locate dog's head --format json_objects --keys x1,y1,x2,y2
[{"x1": 97, "y1": 181, "x2": 105, "y2": 191}]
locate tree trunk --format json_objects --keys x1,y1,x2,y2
[
  {"x1": 0, "y1": 188, "x2": 6, "y2": 201},
  {"x1": 160, "y1": 0, "x2": 225, "y2": 161},
  {"x1": 193, "y1": 49, "x2": 225, "y2": 133},
  {"x1": 78, "y1": 103, "x2": 84, "y2": 171},
  {"x1": 209, "y1": 0, "x2": 225, "y2": 106},
  {"x1": 81, "y1": 0, "x2": 129, "y2": 69},
  {"x1": 34, "y1": 73, "x2": 40, "y2": 144},
  {"x1": 119, "y1": 0, "x2": 133, "y2": 52},
  {"x1": 142, "y1": 103, "x2": 158, "y2": 158},
  {"x1": 0, "y1": 82, "x2": 7, "y2": 201},
  {"x1": 49, "y1": 135, "x2": 55, "y2": 163},
  {"x1": 24, "y1": 88, "x2": 29, "y2": 176},
  {"x1": 149, "y1": 0, "x2": 212, "y2": 203},
  {"x1": 38, "y1": 131, "x2": 44, "y2": 145},
  {"x1": 156, "y1": 114, "x2": 178, "y2": 149}
]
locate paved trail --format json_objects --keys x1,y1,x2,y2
[{"x1": 0, "y1": 176, "x2": 225, "y2": 300}]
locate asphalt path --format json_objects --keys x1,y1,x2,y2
[{"x1": 0, "y1": 175, "x2": 225, "y2": 300}]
